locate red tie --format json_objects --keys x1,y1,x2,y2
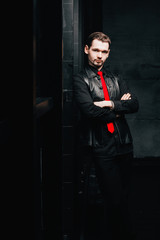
[{"x1": 97, "y1": 71, "x2": 114, "y2": 133}]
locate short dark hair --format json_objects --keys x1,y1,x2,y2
[{"x1": 85, "y1": 32, "x2": 111, "y2": 48}]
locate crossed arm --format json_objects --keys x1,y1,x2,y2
[
  {"x1": 73, "y1": 74, "x2": 139, "y2": 122},
  {"x1": 94, "y1": 93, "x2": 131, "y2": 109}
]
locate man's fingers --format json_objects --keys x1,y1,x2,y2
[{"x1": 121, "y1": 93, "x2": 131, "y2": 100}]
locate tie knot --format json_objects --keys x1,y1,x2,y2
[{"x1": 97, "y1": 71, "x2": 103, "y2": 77}]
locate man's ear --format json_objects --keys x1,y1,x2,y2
[{"x1": 84, "y1": 45, "x2": 89, "y2": 54}]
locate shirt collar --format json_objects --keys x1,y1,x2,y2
[{"x1": 86, "y1": 64, "x2": 107, "y2": 77}]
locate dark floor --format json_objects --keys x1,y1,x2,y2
[{"x1": 83, "y1": 160, "x2": 160, "y2": 240}]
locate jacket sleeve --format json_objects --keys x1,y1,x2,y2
[
  {"x1": 113, "y1": 75, "x2": 139, "y2": 114},
  {"x1": 73, "y1": 74, "x2": 116, "y2": 123}
]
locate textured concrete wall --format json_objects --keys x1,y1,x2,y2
[{"x1": 102, "y1": 0, "x2": 160, "y2": 157}]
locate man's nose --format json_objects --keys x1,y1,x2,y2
[{"x1": 97, "y1": 52, "x2": 102, "y2": 58}]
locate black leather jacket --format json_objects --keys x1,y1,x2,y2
[{"x1": 73, "y1": 65, "x2": 139, "y2": 150}]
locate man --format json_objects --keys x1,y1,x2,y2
[{"x1": 73, "y1": 32, "x2": 139, "y2": 240}]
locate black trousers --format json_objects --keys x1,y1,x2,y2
[
  {"x1": 77, "y1": 146, "x2": 135, "y2": 240},
  {"x1": 93, "y1": 152, "x2": 135, "y2": 240}
]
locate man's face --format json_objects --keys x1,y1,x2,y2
[{"x1": 84, "y1": 39, "x2": 110, "y2": 70}]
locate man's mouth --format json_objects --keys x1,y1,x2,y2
[{"x1": 95, "y1": 60, "x2": 103, "y2": 63}]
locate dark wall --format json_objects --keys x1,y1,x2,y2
[
  {"x1": 62, "y1": 0, "x2": 79, "y2": 239},
  {"x1": 102, "y1": 0, "x2": 160, "y2": 157},
  {"x1": 82, "y1": 0, "x2": 102, "y2": 41},
  {"x1": 35, "y1": 0, "x2": 62, "y2": 98},
  {"x1": 33, "y1": 1, "x2": 62, "y2": 239}
]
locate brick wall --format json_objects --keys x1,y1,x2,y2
[{"x1": 62, "y1": 0, "x2": 82, "y2": 239}]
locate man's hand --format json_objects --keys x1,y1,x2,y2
[
  {"x1": 94, "y1": 100, "x2": 113, "y2": 108},
  {"x1": 121, "y1": 93, "x2": 131, "y2": 100}
]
